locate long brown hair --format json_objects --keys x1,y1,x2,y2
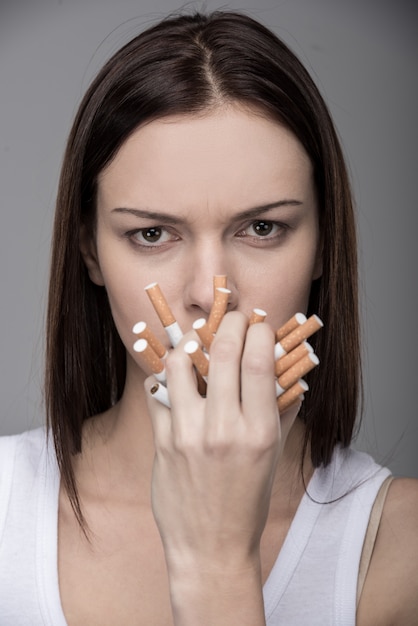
[{"x1": 45, "y1": 10, "x2": 361, "y2": 526}]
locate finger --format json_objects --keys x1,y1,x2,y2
[
  {"x1": 164, "y1": 337, "x2": 206, "y2": 439},
  {"x1": 240, "y1": 322, "x2": 278, "y2": 425},
  {"x1": 205, "y1": 311, "x2": 248, "y2": 418}
]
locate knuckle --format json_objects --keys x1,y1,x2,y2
[
  {"x1": 171, "y1": 429, "x2": 197, "y2": 455},
  {"x1": 210, "y1": 336, "x2": 242, "y2": 363},
  {"x1": 164, "y1": 348, "x2": 185, "y2": 373},
  {"x1": 242, "y1": 351, "x2": 272, "y2": 377}
]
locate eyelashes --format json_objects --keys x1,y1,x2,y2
[{"x1": 125, "y1": 219, "x2": 289, "y2": 250}]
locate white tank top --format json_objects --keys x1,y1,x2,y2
[{"x1": 0, "y1": 427, "x2": 390, "y2": 625}]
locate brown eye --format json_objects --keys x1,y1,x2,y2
[
  {"x1": 142, "y1": 226, "x2": 162, "y2": 242},
  {"x1": 252, "y1": 221, "x2": 274, "y2": 236}
]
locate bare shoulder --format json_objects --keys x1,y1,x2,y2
[{"x1": 357, "y1": 477, "x2": 418, "y2": 626}]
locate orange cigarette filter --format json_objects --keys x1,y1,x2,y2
[
  {"x1": 213, "y1": 275, "x2": 227, "y2": 298},
  {"x1": 184, "y1": 340, "x2": 209, "y2": 378},
  {"x1": 193, "y1": 318, "x2": 214, "y2": 351},
  {"x1": 275, "y1": 312, "x2": 306, "y2": 342},
  {"x1": 133, "y1": 338, "x2": 164, "y2": 375},
  {"x1": 249, "y1": 308, "x2": 267, "y2": 325},
  {"x1": 275, "y1": 341, "x2": 313, "y2": 377},
  {"x1": 132, "y1": 321, "x2": 167, "y2": 358},
  {"x1": 277, "y1": 380, "x2": 309, "y2": 413},
  {"x1": 277, "y1": 352, "x2": 319, "y2": 392},
  {"x1": 207, "y1": 287, "x2": 231, "y2": 334},
  {"x1": 278, "y1": 314, "x2": 323, "y2": 354},
  {"x1": 145, "y1": 282, "x2": 176, "y2": 327}
]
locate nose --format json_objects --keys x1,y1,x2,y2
[{"x1": 182, "y1": 242, "x2": 238, "y2": 315}]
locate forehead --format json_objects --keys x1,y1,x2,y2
[{"x1": 97, "y1": 106, "x2": 314, "y2": 213}]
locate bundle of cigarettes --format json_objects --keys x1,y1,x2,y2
[{"x1": 133, "y1": 276, "x2": 322, "y2": 413}]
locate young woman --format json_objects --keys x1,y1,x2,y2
[{"x1": 0, "y1": 10, "x2": 417, "y2": 625}]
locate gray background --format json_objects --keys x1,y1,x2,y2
[{"x1": 1, "y1": 0, "x2": 417, "y2": 477}]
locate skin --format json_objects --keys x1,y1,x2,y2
[{"x1": 60, "y1": 105, "x2": 418, "y2": 625}]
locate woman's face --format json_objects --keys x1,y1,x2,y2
[{"x1": 82, "y1": 105, "x2": 322, "y2": 374}]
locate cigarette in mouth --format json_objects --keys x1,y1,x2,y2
[
  {"x1": 277, "y1": 379, "x2": 309, "y2": 412},
  {"x1": 207, "y1": 287, "x2": 231, "y2": 334},
  {"x1": 133, "y1": 338, "x2": 166, "y2": 383},
  {"x1": 145, "y1": 282, "x2": 183, "y2": 347},
  {"x1": 149, "y1": 382, "x2": 171, "y2": 409},
  {"x1": 193, "y1": 318, "x2": 214, "y2": 351},
  {"x1": 275, "y1": 352, "x2": 319, "y2": 396},
  {"x1": 275, "y1": 314, "x2": 323, "y2": 359},
  {"x1": 184, "y1": 339, "x2": 210, "y2": 379},
  {"x1": 275, "y1": 341, "x2": 313, "y2": 377},
  {"x1": 132, "y1": 321, "x2": 167, "y2": 359},
  {"x1": 249, "y1": 308, "x2": 267, "y2": 325}
]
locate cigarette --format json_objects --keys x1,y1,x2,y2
[
  {"x1": 132, "y1": 321, "x2": 167, "y2": 358},
  {"x1": 213, "y1": 274, "x2": 227, "y2": 298},
  {"x1": 275, "y1": 314, "x2": 323, "y2": 358},
  {"x1": 144, "y1": 282, "x2": 183, "y2": 347},
  {"x1": 275, "y1": 312, "x2": 307, "y2": 342},
  {"x1": 207, "y1": 287, "x2": 231, "y2": 334},
  {"x1": 274, "y1": 341, "x2": 313, "y2": 377},
  {"x1": 133, "y1": 338, "x2": 166, "y2": 383},
  {"x1": 145, "y1": 282, "x2": 176, "y2": 326},
  {"x1": 164, "y1": 321, "x2": 183, "y2": 348},
  {"x1": 249, "y1": 308, "x2": 267, "y2": 325},
  {"x1": 277, "y1": 379, "x2": 309, "y2": 413},
  {"x1": 184, "y1": 339, "x2": 209, "y2": 379},
  {"x1": 149, "y1": 382, "x2": 171, "y2": 409},
  {"x1": 276, "y1": 352, "x2": 319, "y2": 396},
  {"x1": 193, "y1": 318, "x2": 214, "y2": 351}
]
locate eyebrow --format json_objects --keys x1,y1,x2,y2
[{"x1": 112, "y1": 200, "x2": 303, "y2": 224}]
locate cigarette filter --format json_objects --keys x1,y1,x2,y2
[
  {"x1": 277, "y1": 379, "x2": 309, "y2": 413},
  {"x1": 275, "y1": 314, "x2": 323, "y2": 356},
  {"x1": 145, "y1": 282, "x2": 176, "y2": 327},
  {"x1": 275, "y1": 312, "x2": 307, "y2": 342},
  {"x1": 193, "y1": 318, "x2": 214, "y2": 351},
  {"x1": 276, "y1": 352, "x2": 319, "y2": 396},
  {"x1": 274, "y1": 341, "x2": 313, "y2": 377},
  {"x1": 207, "y1": 287, "x2": 231, "y2": 334},
  {"x1": 213, "y1": 275, "x2": 227, "y2": 298},
  {"x1": 184, "y1": 340, "x2": 209, "y2": 379},
  {"x1": 132, "y1": 321, "x2": 167, "y2": 358},
  {"x1": 149, "y1": 382, "x2": 171, "y2": 409},
  {"x1": 133, "y1": 338, "x2": 166, "y2": 383},
  {"x1": 249, "y1": 308, "x2": 267, "y2": 325}
]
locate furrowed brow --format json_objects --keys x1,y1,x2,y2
[
  {"x1": 112, "y1": 199, "x2": 302, "y2": 224},
  {"x1": 233, "y1": 200, "x2": 303, "y2": 221},
  {"x1": 111, "y1": 207, "x2": 184, "y2": 225}
]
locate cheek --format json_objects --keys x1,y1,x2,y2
[
  {"x1": 98, "y1": 256, "x2": 168, "y2": 358},
  {"x1": 247, "y1": 246, "x2": 319, "y2": 328}
]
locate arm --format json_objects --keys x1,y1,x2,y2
[{"x1": 146, "y1": 311, "x2": 300, "y2": 625}]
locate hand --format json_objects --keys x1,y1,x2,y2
[
  {"x1": 145, "y1": 311, "x2": 301, "y2": 623},
  {"x1": 146, "y1": 310, "x2": 299, "y2": 564}
]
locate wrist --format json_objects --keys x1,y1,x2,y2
[{"x1": 166, "y1": 553, "x2": 265, "y2": 626}]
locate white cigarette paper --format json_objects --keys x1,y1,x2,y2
[{"x1": 149, "y1": 382, "x2": 171, "y2": 408}]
